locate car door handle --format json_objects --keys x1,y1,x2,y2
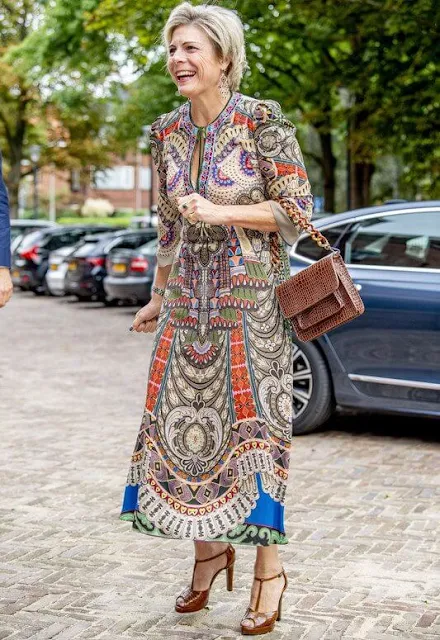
[{"x1": 355, "y1": 283, "x2": 362, "y2": 291}]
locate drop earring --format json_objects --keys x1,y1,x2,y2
[{"x1": 218, "y1": 70, "x2": 230, "y2": 100}]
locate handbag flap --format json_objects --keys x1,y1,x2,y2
[
  {"x1": 297, "y1": 290, "x2": 344, "y2": 329},
  {"x1": 276, "y1": 253, "x2": 340, "y2": 317}
]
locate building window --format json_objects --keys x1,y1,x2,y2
[
  {"x1": 139, "y1": 167, "x2": 151, "y2": 190},
  {"x1": 94, "y1": 166, "x2": 135, "y2": 190}
]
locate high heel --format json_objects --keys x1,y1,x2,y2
[
  {"x1": 240, "y1": 569, "x2": 287, "y2": 635},
  {"x1": 175, "y1": 543, "x2": 235, "y2": 613}
]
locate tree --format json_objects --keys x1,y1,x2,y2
[
  {"x1": 0, "y1": 0, "x2": 117, "y2": 216},
  {"x1": 0, "y1": 0, "x2": 46, "y2": 216},
  {"x1": 8, "y1": 0, "x2": 439, "y2": 214}
]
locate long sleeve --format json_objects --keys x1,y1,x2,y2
[
  {"x1": 150, "y1": 120, "x2": 182, "y2": 267},
  {"x1": 0, "y1": 152, "x2": 11, "y2": 268},
  {"x1": 253, "y1": 101, "x2": 313, "y2": 246}
]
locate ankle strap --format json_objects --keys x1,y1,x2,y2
[
  {"x1": 254, "y1": 569, "x2": 285, "y2": 583},
  {"x1": 195, "y1": 544, "x2": 232, "y2": 564}
]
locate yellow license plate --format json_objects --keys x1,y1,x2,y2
[
  {"x1": 12, "y1": 270, "x2": 20, "y2": 278},
  {"x1": 50, "y1": 264, "x2": 58, "y2": 271},
  {"x1": 68, "y1": 262, "x2": 77, "y2": 271},
  {"x1": 113, "y1": 263, "x2": 127, "y2": 273}
]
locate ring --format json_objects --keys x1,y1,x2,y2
[{"x1": 188, "y1": 213, "x2": 197, "y2": 223}]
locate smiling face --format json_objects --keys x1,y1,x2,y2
[{"x1": 167, "y1": 24, "x2": 227, "y2": 100}]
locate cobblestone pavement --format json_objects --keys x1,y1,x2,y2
[{"x1": 1, "y1": 293, "x2": 439, "y2": 640}]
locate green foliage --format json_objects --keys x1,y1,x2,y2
[
  {"x1": 3, "y1": 0, "x2": 439, "y2": 207},
  {"x1": 109, "y1": 61, "x2": 180, "y2": 151},
  {"x1": 57, "y1": 216, "x2": 131, "y2": 226}
]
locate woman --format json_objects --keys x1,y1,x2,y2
[{"x1": 120, "y1": 2, "x2": 313, "y2": 635}]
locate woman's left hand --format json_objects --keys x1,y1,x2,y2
[{"x1": 177, "y1": 193, "x2": 229, "y2": 226}]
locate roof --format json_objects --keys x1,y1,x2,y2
[{"x1": 313, "y1": 201, "x2": 440, "y2": 229}]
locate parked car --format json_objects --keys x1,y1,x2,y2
[
  {"x1": 45, "y1": 232, "x2": 112, "y2": 297},
  {"x1": 11, "y1": 225, "x2": 116, "y2": 295},
  {"x1": 104, "y1": 237, "x2": 158, "y2": 304},
  {"x1": 288, "y1": 201, "x2": 440, "y2": 434},
  {"x1": 129, "y1": 208, "x2": 158, "y2": 230},
  {"x1": 64, "y1": 229, "x2": 157, "y2": 303},
  {"x1": 45, "y1": 245, "x2": 79, "y2": 296},
  {"x1": 10, "y1": 219, "x2": 57, "y2": 244}
]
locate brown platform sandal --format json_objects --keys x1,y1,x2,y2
[
  {"x1": 175, "y1": 543, "x2": 235, "y2": 613},
  {"x1": 240, "y1": 569, "x2": 288, "y2": 635}
]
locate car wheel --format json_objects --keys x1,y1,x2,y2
[
  {"x1": 291, "y1": 339, "x2": 334, "y2": 435},
  {"x1": 103, "y1": 298, "x2": 119, "y2": 307}
]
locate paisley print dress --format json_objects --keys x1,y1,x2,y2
[{"x1": 120, "y1": 92, "x2": 313, "y2": 546}]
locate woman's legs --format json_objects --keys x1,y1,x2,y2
[
  {"x1": 248, "y1": 544, "x2": 285, "y2": 611},
  {"x1": 191, "y1": 541, "x2": 230, "y2": 590},
  {"x1": 186, "y1": 541, "x2": 285, "y2": 611}
]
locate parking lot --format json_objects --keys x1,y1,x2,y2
[{"x1": 0, "y1": 292, "x2": 439, "y2": 639}]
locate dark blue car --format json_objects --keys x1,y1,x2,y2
[{"x1": 288, "y1": 201, "x2": 440, "y2": 434}]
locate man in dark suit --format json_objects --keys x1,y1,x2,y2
[{"x1": 0, "y1": 152, "x2": 13, "y2": 307}]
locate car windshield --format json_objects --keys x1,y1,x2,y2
[
  {"x1": 73, "y1": 242, "x2": 104, "y2": 257},
  {"x1": 53, "y1": 245, "x2": 78, "y2": 257},
  {"x1": 11, "y1": 234, "x2": 24, "y2": 252},
  {"x1": 140, "y1": 239, "x2": 158, "y2": 256},
  {"x1": 18, "y1": 230, "x2": 46, "y2": 249},
  {"x1": 10, "y1": 228, "x2": 25, "y2": 242},
  {"x1": 103, "y1": 233, "x2": 155, "y2": 254}
]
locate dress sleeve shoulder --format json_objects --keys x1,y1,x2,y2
[
  {"x1": 150, "y1": 116, "x2": 182, "y2": 267},
  {"x1": 251, "y1": 100, "x2": 314, "y2": 246}
]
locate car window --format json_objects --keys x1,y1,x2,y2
[
  {"x1": 133, "y1": 235, "x2": 155, "y2": 248},
  {"x1": 74, "y1": 242, "x2": 100, "y2": 257},
  {"x1": 110, "y1": 238, "x2": 140, "y2": 251},
  {"x1": 345, "y1": 211, "x2": 440, "y2": 269},
  {"x1": 294, "y1": 224, "x2": 352, "y2": 261},
  {"x1": 45, "y1": 231, "x2": 84, "y2": 251}
]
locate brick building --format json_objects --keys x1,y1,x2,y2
[{"x1": 21, "y1": 152, "x2": 158, "y2": 215}]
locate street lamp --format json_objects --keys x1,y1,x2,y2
[{"x1": 29, "y1": 144, "x2": 41, "y2": 218}]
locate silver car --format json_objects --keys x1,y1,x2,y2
[{"x1": 45, "y1": 245, "x2": 78, "y2": 296}]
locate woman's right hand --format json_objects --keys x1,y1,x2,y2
[{"x1": 131, "y1": 299, "x2": 163, "y2": 333}]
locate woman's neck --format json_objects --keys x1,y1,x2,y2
[{"x1": 189, "y1": 89, "x2": 232, "y2": 127}]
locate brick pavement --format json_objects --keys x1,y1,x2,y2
[{"x1": 0, "y1": 293, "x2": 439, "y2": 639}]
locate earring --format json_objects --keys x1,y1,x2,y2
[{"x1": 218, "y1": 70, "x2": 230, "y2": 100}]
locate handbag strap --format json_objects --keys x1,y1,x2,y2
[{"x1": 274, "y1": 197, "x2": 333, "y2": 252}]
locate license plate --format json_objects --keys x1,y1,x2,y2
[
  {"x1": 68, "y1": 262, "x2": 77, "y2": 271},
  {"x1": 50, "y1": 264, "x2": 58, "y2": 271},
  {"x1": 113, "y1": 263, "x2": 127, "y2": 274},
  {"x1": 12, "y1": 270, "x2": 20, "y2": 278}
]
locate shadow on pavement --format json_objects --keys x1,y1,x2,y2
[{"x1": 326, "y1": 412, "x2": 440, "y2": 444}]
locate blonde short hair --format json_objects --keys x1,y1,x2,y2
[{"x1": 163, "y1": 2, "x2": 247, "y2": 92}]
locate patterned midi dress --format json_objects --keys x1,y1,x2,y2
[{"x1": 120, "y1": 92, "x2": 313, "y2": 546}]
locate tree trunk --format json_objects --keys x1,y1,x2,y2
[
  {"x1": 350, "y1": 160, "x2": 374, "y2": 209},
  {"x1": 6, "y1": 144, "x2": 23, "y2": 220},
  {"x1": 348, "y1": 109, "x2": 375, "y2": 209},
  {"x1": 2, "y1": 93, "x2": 28, "y2": 219},
  {"x1": 319, "y1": 131, "x2": 336, "y2": 213}
]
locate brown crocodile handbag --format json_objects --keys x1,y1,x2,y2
[{"x1": 275, "y1": 201, "x2": 364, "y2": 341}]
